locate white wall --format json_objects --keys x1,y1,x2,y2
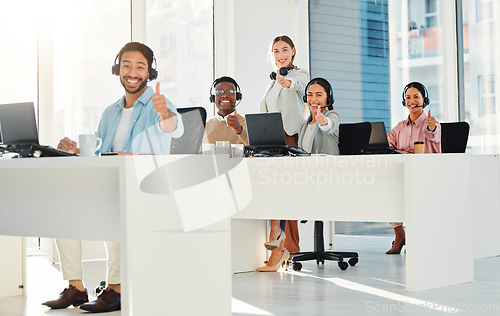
[
  {"x1": 0, "y1": 236, "x2": 24, "y2": 297},
  {"x1": 214, "y1": 0, "x2": 309, "y2": 116}
]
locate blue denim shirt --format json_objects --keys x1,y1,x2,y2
[{"x1": 95, "y1": 86, "x2": 184, "y2": 154}]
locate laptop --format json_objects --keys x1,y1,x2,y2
[
  {"x1": 338, "y1": 122, "x2": 371, "y2": 155},
  {"x1": 0, "y1": 102, "x2": 76, "y2": 157},
  {"x1": 244, "y1": 112, "x2": 309, "y2": 157},
  {"x1": 366, "y1": 121, "x2": 402, "y2": 154}
]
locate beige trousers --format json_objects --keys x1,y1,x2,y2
[{"x1": 55, "y1": 239, "x2": 121, "y2": 284}]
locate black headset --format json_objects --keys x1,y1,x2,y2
[
  {"x1": 209, "y1": 76, "x2": 242, "y2": 104},
  {"x1": 303, "y1": 77, "x2": 335, "y2": 108},
  {"x1": 402, "y1": 81, "x2": 429, "y2": 108},
  {"x1": 111, "y1": 53, "x2": 158, "y2": 81},
  {"x1": 270, "y1": 65, "x2": 297, "y2": 80}
]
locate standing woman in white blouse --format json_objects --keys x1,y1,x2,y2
[
  {"x1": 261, "y1": 35, "x2": 309, "y2": 146},
  {"x1": 257, "y1": 35, "x2": 309, "y2": 272}
]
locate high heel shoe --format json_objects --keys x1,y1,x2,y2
[
  {"x1": 263, "y1": 231, "x2": 286, "y2": 250},
  {"x1": 256, "y1": 249, "x2": 290, "y2": 272},
  {"x1": 386, "y1": 238, "x2": 405, "y2": 254}
]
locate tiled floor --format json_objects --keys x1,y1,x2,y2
[
  {"x1": 1, "y1": 234, "x2": 499, "y2": 315},
  {"x1": 233, "y1": 235, "x2": 500, "y2": 315}
]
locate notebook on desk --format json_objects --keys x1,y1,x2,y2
[
  {"x1": 244, "y1": 112, "x2": 309, "y2": 157},
  {"x1": 366, "y1": 121, "x2": 402, "y2": 155},
  {"x1": 0, "y1": 102, "x2": 76, "y2": 157}
]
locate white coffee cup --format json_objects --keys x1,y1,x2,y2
[{"x1": 79, "y1": 134, "x2": 102, "y2": 156}]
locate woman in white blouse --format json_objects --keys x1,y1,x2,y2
[{"x1": 257, "y1": 35, "x2": 309, "y2": 272}]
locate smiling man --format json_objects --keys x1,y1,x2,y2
[
  {"x1": 44, "y1": 42, "x2": 183, "y2": 313},
  {"x1": 202, "y1": 76, "x2": 248, "y2": 145}
]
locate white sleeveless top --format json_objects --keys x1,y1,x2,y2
[
  {"x1": 112, "y1": 107, "x2": 134, "y2": 152},
  {"x1": 301, "y1": 122, "x2": 316, "y2": 152}
]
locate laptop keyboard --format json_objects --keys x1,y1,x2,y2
[
  {"x1": 366, "y1": 147, "x2": 402, "y2": 155},
  {"x1": 5, "y1": 143, "x2": 77, "y2": 157},
  {"x1": 244, "y1": 145, "x2": 310, "y2": 157}
]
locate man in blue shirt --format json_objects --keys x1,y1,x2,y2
[{"x1": 42, "y1": 42, "x2": 183, "y2": 313}]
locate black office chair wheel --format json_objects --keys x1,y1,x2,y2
[
  {"x1": 316, "y1": 259, "x2": 324, "y2": 265},
  {"x1": 338, "y1": 261, "x2": 348, "y2": 270},
  {"x1": 348, "y1": 257, "x2": 358, "y2": 266},
  {"x1": 292, "y1": 262, "x2": 302, "y2": 271}
]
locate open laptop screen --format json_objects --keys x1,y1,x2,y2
[
  {"x1": 368, "y1": 121, "x2": 390, "y2": 149},
  {"x1": 0, "y1": 102, "x2": 39, "y2": 145},
  {"x1": 245, "y1": 112, "x2": 286, "y2": 146}
]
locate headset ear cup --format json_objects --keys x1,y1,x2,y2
[
  {"x1": 236, "y1": 92, "x2": 242, "y2": 101},
  {"x1": 270, "y1": 72, "x2": 276, "y2": 80},
  {"x1": 209, "y1": 95, "x2": 215, "y2": 103},
  {"x1": 149, "y1": 68, "x2": 158, "y2": 81},
  {"x1": 327, "y1": 96, "x2": 334, "y2": 106},
  {"x1": 112, "y1": 65, "x2": 119, "y2": 76},
  {"x1": 279, "y1": 67, "x2": 288, "y2": 76},
  {"x1": 303, "y1": 95, "x2": 307, "y2": 103}
]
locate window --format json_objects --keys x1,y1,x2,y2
[
  {"x1": 463, "y1": 1, "x2": 500, "y2": 153},
  {"x1": 0, "y1": 2, "x2": 37, "y2": 106},
  {"x1": 476, "y1": 0, "x2": 494, "y2": 22},
  {"x1": 478, "y1": 75, "x2": 496, "y2": 116},
  {"x1": 146, "y1": 0, "x2": 213, "y2": 115},
  {"x1": 425, "y1": 0, "x2": 439, "y2": 28},
  {"x1": 390, "y1": 0, "x2": 446, "y2": 127},
  {"x1": 43, "y1": 0, "x2": 130, "y2": 146},
  {"x1": 427, "y1": 85, "x2": 442, "y2": 118}
]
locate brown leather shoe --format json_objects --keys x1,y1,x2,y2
[
  {"x1": 42, "y1": 285, "x2": 89, "y2": 309},
  {"x1": 79, "y1": 288, "x2": 121, "y2": 313}
]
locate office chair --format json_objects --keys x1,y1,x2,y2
[
  {"x1": 290, "y1": 221, "x2": 359, "y2": 271},
  {"x1": 170, "y1": 107, "x2": 207, "y2": 154},
  {"x1": 290, "y1": 123, "x2": 368, "y2": 271},
  {"x1": 338, "y1": 122, "x2": 372, "y2": 155},
  {"x1": 440, "y1": 122, "x2": 470, "y2": 153}
]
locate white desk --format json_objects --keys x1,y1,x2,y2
[
  {"x1": 1, "y1": 154, "x2": 499, "y2": 315},
  {"x1": 0, "y1": 156, "x2": 232, "y2": 315}
]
